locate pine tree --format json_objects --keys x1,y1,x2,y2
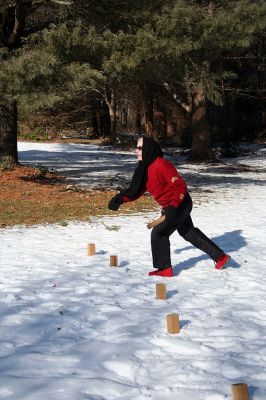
[
  {"x1": 104, "y1": 0, "x2": 266, "y2": 159},
  {"x1": 0, "y1": 0, "x2": 73, "y2": 167}
]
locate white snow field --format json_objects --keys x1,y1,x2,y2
[{"x1": 0, "y1": 141, "x2": 266, "y2": 399}]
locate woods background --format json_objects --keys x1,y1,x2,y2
[{"x1": 0, "y1": 0, "x2": 265, "y2": 166}]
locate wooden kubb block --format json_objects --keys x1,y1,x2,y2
[
  {"x1": 110, "y1": 255, "x2": 118, "y2": 267},
  {"x1": 87, "y1": 243, "x2": 96, "y2": 256},
  {"x1": 156, "y1": 283, "x2": 167, "y2": 300},
  {"x1": 167, "y1": 313, "x2": 180, "y2": 334},
  {"x1": 231, "y1": 383, "x2": 249, "y2": 400}
]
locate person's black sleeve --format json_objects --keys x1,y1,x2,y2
[{"x1": 108, "y1": 194, "x2": 124, "y2": 211}]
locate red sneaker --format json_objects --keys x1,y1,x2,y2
[
  {"x1": 159, "y1": 267, "x2": 174, "y2": 277},
  {"x1": 148, "y1": 267, "x2": 174, "y2": 277},
  {"x1": 215, "y1": 254, "x2": 231, "y2": 270},
  {"x1": 148, "y1": 269, "x2": 160, "y2": 276}
]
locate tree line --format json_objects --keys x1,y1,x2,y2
[{"x1": 0, "y1": 0, "x2": 265, "y2": 166}]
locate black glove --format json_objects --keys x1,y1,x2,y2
[
  {"x1": 164, "y1": 205, "x2": 178, "y2": 224},
  {"x1": 108, "y1": 194, "x2": 123, "y2": 211}
]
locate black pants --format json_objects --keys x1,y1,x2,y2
[{"x1": 151, "y1": 193, "x2": 224, "y2": 270}]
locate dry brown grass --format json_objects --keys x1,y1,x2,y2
[{"x1": 0, "y1": 165, "x2": 157, "y2": 227}]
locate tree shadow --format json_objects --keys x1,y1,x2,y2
[
  {"x1": 19, "y1": 144, "x2": 266, "y2": 189},
  {"x1": 173, "y1": 230, "x2": 245, "y2": 275},
  {"x1": 19, "y1": 146, "x2": 137, "y2": 187}
]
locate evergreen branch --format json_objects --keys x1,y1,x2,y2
[
  {"x1": 220, "y1": 56, "x2": 262, "y2": 60},
  {"x1": 89, "y1": 88, "x2": 105, "y2": 98},
  {"x1": 163, "y1": 82, "x2": 190, "y2": 113},
  {"x1": 23, "y1": 21, "x2": 59, "y2": 36},
  {"x1": 31, "y1": 0, "x2": 72, "y2": 7},
  {"x1": 220, "y1": 88, "x2": 266, "y2": 98},
  {"x1": 49, "y1": 0, "x2": 72, "y2": 4}
]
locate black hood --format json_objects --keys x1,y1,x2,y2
[
  {"x1": 142, "y1": 136, "x2": 163, "y2": 167},
  {"x1": 120, "y1": 137, "x2": 163, "y2": 199}
]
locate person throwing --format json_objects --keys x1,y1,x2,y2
[{"x1": 108, "y1": 136, "x2": 230, "y2": 277}]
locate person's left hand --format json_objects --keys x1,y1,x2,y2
[{"x1": 108, "y1": 194, "x2": 123, "y2": 211}]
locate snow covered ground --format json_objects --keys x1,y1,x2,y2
[{"x1": 0, "y1": 142, "x2": 266, "y2": 399}]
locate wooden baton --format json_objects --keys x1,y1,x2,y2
[
  {"x1": 231, "y1": 383, "x2": 249, "y2": 400},
  {"x1": 147, "y1": 215, "x2": 165, "y2": 229},
  {"x1": 87, "y1": 243, "x2": 96, "y2": 256},
  {"x1": 110, "y1": 255, "x2": 118, "y2": 267}
]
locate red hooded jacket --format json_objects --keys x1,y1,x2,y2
[{"x1": 122, "y1": 157, "x2": 187, "y2": 209}]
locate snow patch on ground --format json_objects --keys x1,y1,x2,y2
[{"x1": 0, "y1": 142, "x2": 265, "y2": 399}]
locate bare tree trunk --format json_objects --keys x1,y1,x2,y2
[
  {"x1": 91, "y1": 110, "x2": 99, "y2": 137},
  {"x1": 153, "y1": 96, "x2": 167, "y2": 138},
  {"x1": 143, "y1": 93, "x2": 154, "y2": 136},
  {"x1": 1, "y1": 0, "x2": 26, "y2": 48},
  {"x1": 0, "y1": 101, "x2": 18, "y2": 167},
  {"x1": 103, "y1": 84, "x2": 118, "y2": 144},
  {"x1": 138, "y1": 82, "x2": 153, "y2": 136},
  {"x1": 208, "y1": 1, "x2": 214, "y2": 16},
  {"x1": 120, "y1": 105, "x2": 127, "y2": 130},
  {"x1": 136, "y1": 111, "x2": 141, "y2": 134},
  {"x1": 106, "y1": 94, "x2": 117, "y2": 144},
  {"x1": 190, "y1": 89, "x2": 214, "y2": 161},
  {"x1": 0, "y1": 1, "x2": 25, "y2": 166},
  {"x1": 123, "y1": 104, "x2": 139, "y2": 133}
]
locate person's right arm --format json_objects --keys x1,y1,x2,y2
[
  {"x1": 108, "y1": 185, "x2": 146, "y2": 211},
  {"x1": 121, "y1": 185, "x2": 146, "y2": 203}
]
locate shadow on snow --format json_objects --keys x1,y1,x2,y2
[{"x1": 173, "y1": 229, "x2": 245, "y2": 275}]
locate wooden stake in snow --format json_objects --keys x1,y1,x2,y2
[
  {"x1": 87, "y1": 243, "x2": 96, "y2": 256},
  {"x1": 156, "y1": 283, "x2": 167, "y2": 300},
  {"x1": 231, "y1": 383, "x2": 249, "y2": 400},
  {"x1": 110, "y1": 255, "x2": 118, "y2": 267},
  {"x1": 166, "y1": 313, "x2": 180, "y2": 334}
]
